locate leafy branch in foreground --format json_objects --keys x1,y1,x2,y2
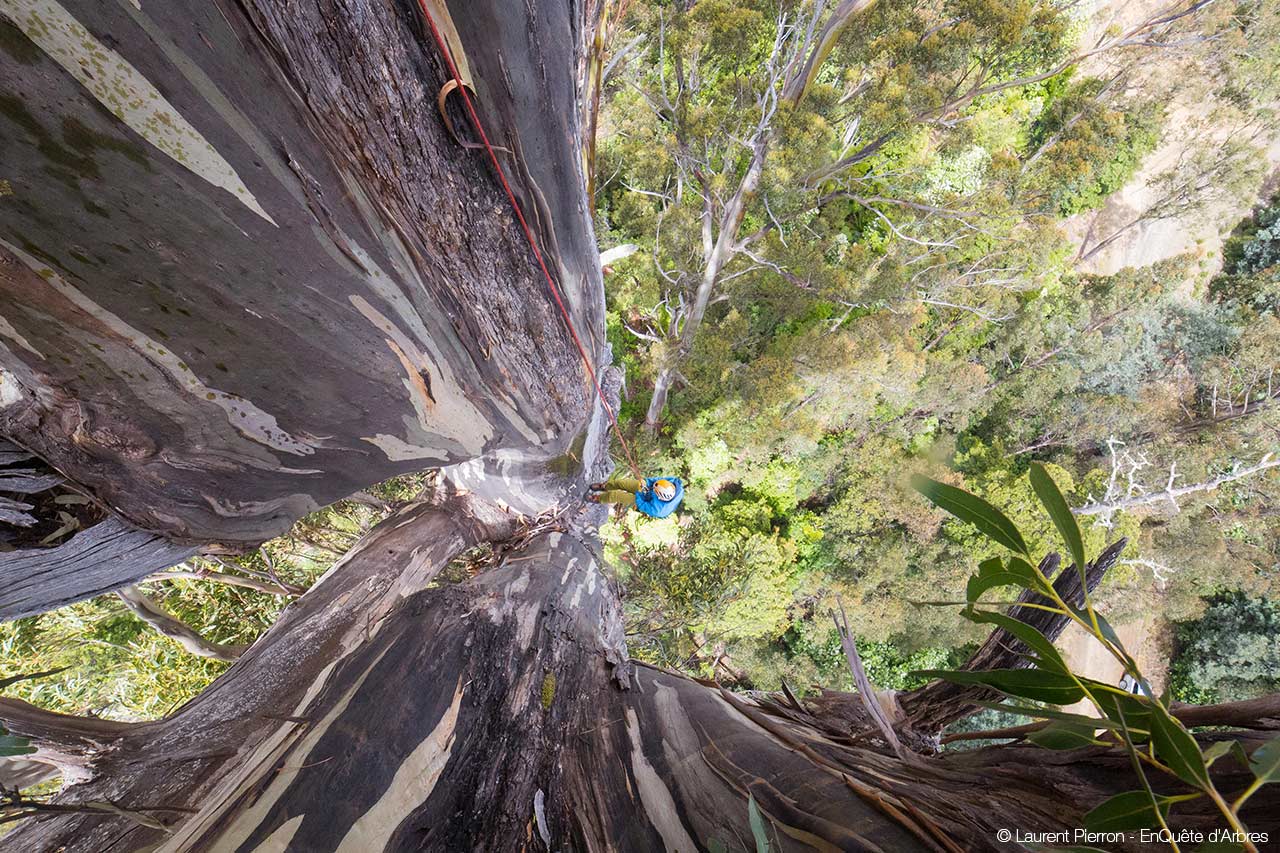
[{"x1": 911, "y1": 464, "x2": 1278, "y2": 852}]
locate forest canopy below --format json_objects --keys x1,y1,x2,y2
[{"x1": 1, "y1": 0, "x2": 1279, "y2": 826}]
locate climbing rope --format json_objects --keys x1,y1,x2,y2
[{"x1": 412, "y1": 0, "x2": 642, "y2": 479}]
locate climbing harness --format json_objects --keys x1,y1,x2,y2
[{"x1": 413, "y1": 0, "x2": 642, "y2": 478}]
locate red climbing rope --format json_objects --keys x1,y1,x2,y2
[{"x1": 412, "y1": 1, "x2": 642, "y2": 478}]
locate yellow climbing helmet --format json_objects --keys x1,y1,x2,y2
[{"x1": 653, "y1": 479, "x2": 677, "y2": 502}]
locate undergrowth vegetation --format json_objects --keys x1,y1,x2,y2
[{"x1": 0, "y1": 476, "x2": 427, "y2": 719}]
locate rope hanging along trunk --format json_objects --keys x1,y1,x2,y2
[{"x1": 411, "y1": 1, "x2": 643, "y2": 479}]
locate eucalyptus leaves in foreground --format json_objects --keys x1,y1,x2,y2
[{"x1": 912, "y1": 464, "x2": 1279, "y2": 852}]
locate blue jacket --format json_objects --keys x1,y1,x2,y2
[{"x1": 635, "y1": 477, "x2": 684, "y2": 518}]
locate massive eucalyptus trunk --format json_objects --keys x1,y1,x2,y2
[
  {"x1": 5, "y1": 3, "x2": 1280, "y2": 851},
  {"x1": 0, "y1": 0, "x2": 601, "y2": 616}
]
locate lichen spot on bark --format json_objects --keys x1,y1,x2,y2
[
  {"x1": 0, "y1": 367, "x2": 24, "y2": 407},
  {"x1": 540, "y1": 671, "x2": 556, "y2": 710}
]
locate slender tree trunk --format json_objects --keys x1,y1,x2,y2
[
  {"x1": 644, "y1": 364, "x2": 678, "y2": 430},
  {"x1": 643, "y1": 122, "x2": 768, "y2": 431},
  {"x1": 116, "y1": 586, "x2": 245, "y2": 663},
  {"x1": 143, "y1": 565, "x2": 303, "y2": 598}
]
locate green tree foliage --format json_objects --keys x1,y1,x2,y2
[
  {"x1": 1235, "y1": 200, "x2": 1280, "y2": 276},
  {"x1": 0, "y1": 480, "x2": 421, "y2": 719},
  {"x1": 1024, "y1": 74, "x2": 1164, "y2": 216},
  {"x1": 600, "y1": 0, "x2": 1280, "y2": 691},
  {"x1": 1169, "y1": 592, "x2": 1280, "y2": 705}
]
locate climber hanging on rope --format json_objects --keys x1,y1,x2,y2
[{"x1": 587, "y1": 476, "x2": 684, "y2": 518}]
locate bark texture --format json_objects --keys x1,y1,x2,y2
[
  {"x1": 0, "y1": 0, "x2": 602, "y2": 609},
  {"x1": 8, "y1": 507, "x2": 1278, "y2": 852},
  {"x1": 0, "y1": 698, "x2": 134, "y2": 786},
  {"x1": 0, "y1": 517, "x2": 196, "y2": 620}
]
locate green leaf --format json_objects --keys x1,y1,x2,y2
[
  {"x1": 1249, "y1": 735, "x2": 1280, "y2": 782},
  {"x1": 1027, "y1": 720, "x2": 1101, "y2": 750},
  {"x1": 977, "y1": 557, "x2": 1003, "y2": 577},
  {"x1": 0, "y1": 733, "x2": 35, "y2": 757},
  {"x1": 970, "y1": 700, "x2": 1123, "y2": 730},
  {"x1": 1090, "y1": 687, "x2": 1153, "y2": 740},
  {"x1": 913, "y1": 668, "x2": 1085, "y2": 705},
  {"x1": 1029, "y1": 462, "x2": 1087, "y2": 579},
  {"x1": 1083, "y1": 790, "x2": 1171, "y2": 832},
  {"x1": 966, "y1": 559, "x2": 1055, "y2": 605},
  {"x1": 1092, "y1": 612, "x2": 1141, "y2": 676},
  {"x1": 968, "y1": 610, "x2": 1068, "y2": 673},
  {"x1": 1007, "y1": 556, "x2": 1059, "y2": 595},
  {"x1": 1149, "y1": 708, "x2": 1211, "y2": 788},
  {"x1": 966, "y1": 572, "x2": 1033, "y2": 604},
  {"x1": 910, "y1": 474, "x2": 1029, "y2": 556},
  {"x1": 1067, "y1": 606, "x2": 1142, "y2": 680},
  {"x1": 1202, "y1": 740, "x2": 1235, "y2": 768},
  {"x1": 748, "y1": 795, "x2": 770, "y2": 853}
]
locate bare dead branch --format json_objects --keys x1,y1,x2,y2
[{"x1": 116, "y1": 586, "x2": 245, "y2": 663}]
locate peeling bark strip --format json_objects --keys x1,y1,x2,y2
[
  {"x1": 0, "y1": 757, "x2": 58, "y2": 791},
  {"x1": 0, "y1": 517, "x2": 196, "y2": 620},
  {"x1": 0, "y1": 0, "x2": 601, "y2": 565}
]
